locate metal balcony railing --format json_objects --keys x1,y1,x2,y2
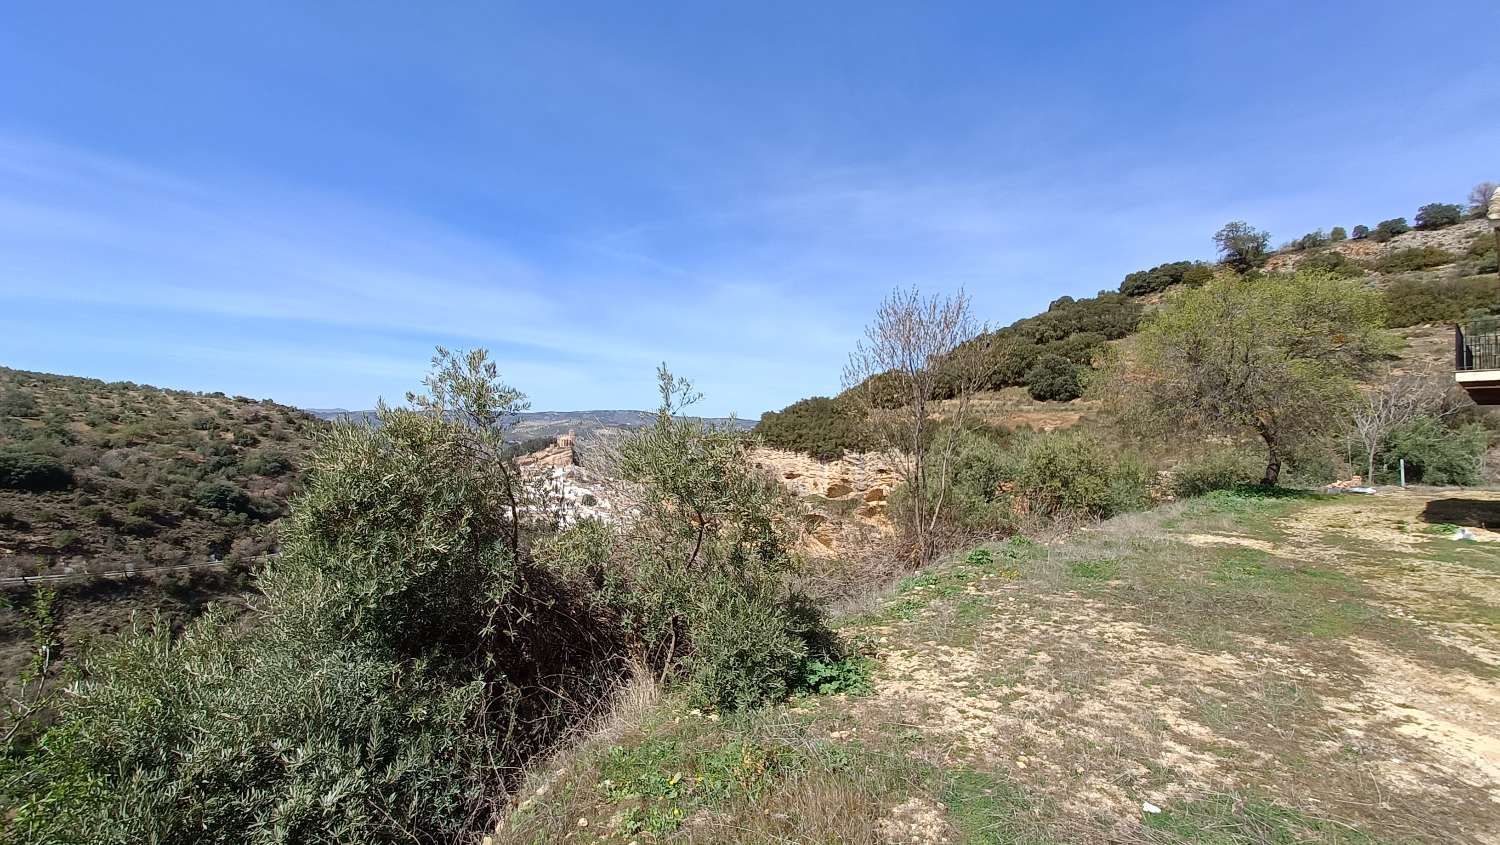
[{"x1": 1456, "y1": 318, "x2": 1500, "y2": 372}]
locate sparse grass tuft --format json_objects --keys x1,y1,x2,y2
[{"x1": 1142, "y1": 794, "x2": 1395, "y2": 844}]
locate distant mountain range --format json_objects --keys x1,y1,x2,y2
[{"x1": 304, "y1": 408, "x2": 757, "y2": 441}]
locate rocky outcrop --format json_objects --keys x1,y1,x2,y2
[
  {"x1": 1263, "y1": 218, "x2": 1488, "y2": 276},
  {"x1": 517, "y1": 431, "x2": 577, "y2": 469},
  {"x1": 751, "y1": 447, "x2": 900, "y2": 555}
]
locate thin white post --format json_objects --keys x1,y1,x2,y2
[{"x1": 1399, "y1": 458, "x2": 1406, "y2": 488}]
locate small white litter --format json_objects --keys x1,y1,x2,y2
[
  {"x1": 1142, "y1": 801, "x2": 1162, "y2": 814},
  {"x1": 1452, "y1": 527, "x2": 1476, "y2": 541}
]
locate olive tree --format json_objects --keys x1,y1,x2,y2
[{"x1": 1118, "y1": 270, "x2": 1391, "y2": 485}]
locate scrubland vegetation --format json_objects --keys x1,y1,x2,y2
[
  {"x1": 1, "y1": 352, "x2": 868, "y2": 843},
  {"x1": 0, "y1": 368, "x2": 321, "y2": 578},
  {"x1": 5, "y1": 180, "x2": 1499, "y2": 843}
]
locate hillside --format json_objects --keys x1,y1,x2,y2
[
  {"x1": 756, "y1": 200, "x2": 1499, "y2": 461},
  {"x1": 0, "y1": 367, "x2": 325, "y2": 580}
]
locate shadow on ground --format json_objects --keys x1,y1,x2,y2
[{"x1": 1422, "y1": 498, "x2": 1500, "y2": 530}]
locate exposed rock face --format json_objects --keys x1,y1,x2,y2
[
  {"x1": 1263, "y1": 218, "x2": 1488, "y2": 276},
  {"x1": 517, "y1": 431, "x2": 577, "y2": 470},
  {"x1": 751, "y1": 447, "x2": 900, "y2": 555}
]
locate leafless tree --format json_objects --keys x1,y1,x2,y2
[
  {"x1": 1347, "y1": 367, "x2": 1464, "y2": 484},
  {"x1": 1468, "y1": 181, "x2": 1498, "y2": 218},
  {"x1": 842, "y1": 287, "x2": 989, "y2": 562}
]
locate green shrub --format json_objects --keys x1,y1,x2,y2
[
  {"x1": 616, "y1": 366, "x2": 841, "y2": 710},
  {"x1": 1118, "y1": 260, "x2": 1212, "y2": 296},
  {"x1": 1351, "y1": 224, "x2": 1370, "y2": 240},
  {"x1": 1301, "y1": 250, "x2": 1364, "y2": 278},
  {"x1": 0, "y1": 450, "x2": 73, "y2": 492},
  {"x1": 1007, "y1": 431, "x2": 1150, "y2": 520},
  {"x1": 754, "y1": 396, "x2": 871, "y2": 460},
  {"x1": 240, "y1": 449, "x2": 293, "y2": 476},
  {"x1": 1024, "y1": 354, "x2": 1083, "y2": 401},
  {"x1": 1379, "y1": 417, "x2": 1485, "y2": 485},
  {"x1": 1329, "y1": 226, "x2": 1347, "y2": 242},
  {"x1": 952, "y1": 293, "x2": 1139, "y2": 394},
  {"x1": 1370, "y1": 218, "x2": 1410, "y2": 243},
  {"x1": 192, "y1": 480, "x2": 251, "y2": 514},
  {"x1": 0, "y1": 388, "x2": 40, "y2": 418},
  {"x1": 939, "y1": 430, "x2": 1017, "y2": 532},
  {"x1": 1415, "y1": 202, "x2": 1462, "y2": 230},
  {"x1": 1382, "y1": 276, "x2": 1500, "y2": 327},
  {"x1": 1172, "y1": 448, "x2": 1261, "y2": 497},
  {"x1": 683, "y1": 581, "x2": 826, "y2": 711},
  {"x1": 1374, "y1": 246, "x2": 1458, "y2": 273}
]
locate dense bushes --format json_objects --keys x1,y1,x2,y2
[
  {"x1": 0, "y1": 449, "x2": 72, "y2": 492},
  {"x1": 837, "y1": 291, "x2": 1139, "y2": 404},
  {"x1": 1373, "y1": 246, "x2": 1458, "y2": 273},
  {"x1": 1004, "y1": 430, "x2": 1150, "y2": 520},
  {"x1": 613, "y1": 367, "x2": 841, "y2": 708},
  {"x1": 1024, "y1": 354, "x2": 1083, "y2": 401},
  {"x1": 0, "y1": 389, "x2": 40, "y2": 418},
  {"x1": 1171, "y1": 448, "x2": 1261, "y2": 497},
  {"x1": 3, "y1": 356, "x2": 613, "y2": 844},
  {"x1": 1382, "y1": 276, "x2": 1500, "y2": 327},
  {"x1": 958, "y1": 293, "x2": 1140, "y2": 394},
  {"x1": 754, "y1": 396, "x2": 872, "y2": 460},
  {"x1": 1379, "y1": 417, "x2": 1485, "y2": 485},
  {"x1": 1118, "y1": 260, "x2": 1213, "y2": 296},
  {"x1": 911, "y1": 428, "x2": 1149, "y2": 534}
]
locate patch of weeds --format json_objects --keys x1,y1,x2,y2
[
  {"x1": 1168, "y1": 487, "x2": 1323, "y2": 536},
  {"x1": 941, "y1": 768, "x2": 1056, "y2": 845},
  {"x1": 1421, "y1": 522, "x2": 1460, "y2": 536},
  {"x1": 799, "y1": 654, "x2": 875, "y2": 696},
  {"x1": 1142, "y1": 794, "x2": 1393, "y2": 844},
  {"x1": 1068, "y1": 559, "x2": 1117, "y2": 581},
  {"x1": 954, "y1": 596, "x2": 990, "y2": 626},
  {"x1": 597, "y1": 734, "x2": 785, "y2": 837},
  {"x1": 876, "y1": 565, "x2": 983, "y2": 622}
]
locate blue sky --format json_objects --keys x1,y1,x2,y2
[{"x1": 1, "y1": 2, "x2": 1497, "y2": 417}]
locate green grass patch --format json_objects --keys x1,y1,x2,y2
[
  {"x1": 1418, "y1": 539, "x2": 1500, "y2": 575},
  {"x1": 1068, "y1": 559, "x2": 1117, "y2": 580},
  {"x1": 597, "y1": 734, "x2": 787, "y2": 836},
  {"x1": 941, "y1": 768, "x2": 1056, "y2": 845}
]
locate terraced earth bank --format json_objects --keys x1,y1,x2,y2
[{"x1": 496, "y1": 488, "x2": 1500, "y2": 844}]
